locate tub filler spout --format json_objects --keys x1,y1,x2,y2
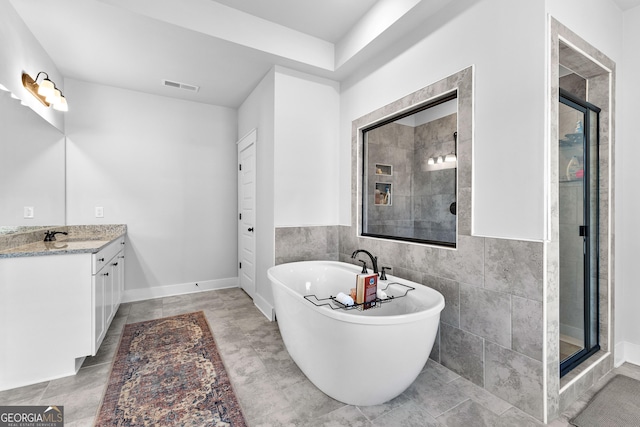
[{"x1": 351, "y1": 249, "x2": 378, "y2": 275}]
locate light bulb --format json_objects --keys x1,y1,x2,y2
[
  {"x1": 37, "y1": 79, "x2": 55, "y2": 97},
  {"x1": 445, "y1": 153, "x2": 457, "y2": 162},
  {"x1": 53, "y1": 96, "x2": 68, "y2": 112},
  {"x1": 436, "y1": 156, "x2": 443, "y2": 164},
  {"x1": 427, "y1": 157, "x2": 435, "y2": 165},
  {"x1": 46, "y1": 89, "x2": 61, "y2": 105}
]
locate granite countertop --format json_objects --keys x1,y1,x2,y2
[{"x1": 0, "y1": 224, "x2": 127, "y2": 259}]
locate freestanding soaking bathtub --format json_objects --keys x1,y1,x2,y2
[{"x1": 267, "y1": 260, "x2": 445, "y2": 406}]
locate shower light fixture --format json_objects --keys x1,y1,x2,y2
[{"x1": 21, "y1": 72, "x2": 68, "y2": 111}]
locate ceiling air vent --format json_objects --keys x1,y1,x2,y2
[{"x1": 162, "y1": 79, "x2": 199, "y2": 93}]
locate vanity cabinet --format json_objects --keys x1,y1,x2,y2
[
  {"x1": 0, "y1": 233, "x2": 126, "y2": 391},
  {"x1": 92, "y1": 237, "x2": 125, "y2": 355}
]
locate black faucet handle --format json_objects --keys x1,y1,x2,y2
[
  {"x1": 358, "y1": 259, "x2": 368, "y2": 274},
  {"x1": 43, "y1": 230, "x2": 68, "y2": 242},
  {"x1": 380, "y1": 266, "x2": 391, "y2": 281}
]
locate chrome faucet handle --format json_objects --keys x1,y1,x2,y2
[
  {"x1": 380, "y1": 266, "x2": 391, "y2": 281},
  {"x1": 358, "y1": 260, "x2": 368, "y2": 274}
]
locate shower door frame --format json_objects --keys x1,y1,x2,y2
[{"x1": 559, "y1": 89, "x2": 601, "y2": 378}]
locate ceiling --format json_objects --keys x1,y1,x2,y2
[
  {"x1": 211, "y1": 0, "x2": 378, "y2": 43},
  {"x1": 10, "y1": 0, "x2": 639, "y2": 108},
  {"x1": 11, "y1": 0, "x2": 458, "y2": 108}
]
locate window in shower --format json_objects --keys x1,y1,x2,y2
[
  {"x1": 559, "y1": 89, "x2": 600, "y2": 377},
  {"x1": 361, "y1": 93, "x2": 458, "y2": 247}
]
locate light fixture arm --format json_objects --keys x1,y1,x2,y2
[{"x1": 33, "y1": 71, "x2": 50, "y2": 84}]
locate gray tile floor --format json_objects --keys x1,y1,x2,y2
[{"x1": 1, "y1": 287, "x2": 639, "y2": 426}]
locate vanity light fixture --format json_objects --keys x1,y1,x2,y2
[
  {"x1": 21, "y1": 72, "x2": 68, "y2": 111},
  {"x1": 427, "y1": 157, "x2": 435, "y2": 165},
  {"x1": 445, "y1": 131, "x2": 458, "y2": 163},
  {"x1": 436, "y1": 156, "x2": 443, "y2": 164},
  {"x1": 0, "y1": 83, "x2": 9, "y2": 92}
]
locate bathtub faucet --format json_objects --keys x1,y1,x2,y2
[{"x1": 351, "y1": 249, "x2": 379, "y2": 276}]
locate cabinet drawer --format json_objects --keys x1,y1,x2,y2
[{"x1": 92, "y1": 236, "x2": 125, "y2": 274}]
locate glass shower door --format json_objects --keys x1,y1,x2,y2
[{"x1": 559, "y1": 91, "x2": 600, "y2": 376}]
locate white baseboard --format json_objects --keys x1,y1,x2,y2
[
  {"x1": 254, "y1": 293, "x2": 275, "y2": 321},
  {"x1": 616, "y1": 341, "x2": 640, "y2": 367},
  {"x1": 122, "y1": 277, "x2": 239, "y2": 303}
]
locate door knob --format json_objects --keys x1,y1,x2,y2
[{"x1": 248, "y1": 227, "x2": 254, "y2": 232}]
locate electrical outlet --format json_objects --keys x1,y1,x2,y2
[
  {"x1": 23, "y1": 206, "x2": 34, "y2": 219},
  {"x1": 95, "y1": 206, "x2": 104, "y2": 218}
]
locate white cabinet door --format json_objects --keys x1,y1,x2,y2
[
  {"x1": 116, "y1": 252, "x2": 125, "y2": 307},
  {"x1": 108, "y1": 251, "x2": 124, "y2": 322},
  {"x1": 92, "y1": 270, "x2": 107, "y2": 355},
  {"x1": 104, "y1": 264, "x2": 114, "y2": 325}
]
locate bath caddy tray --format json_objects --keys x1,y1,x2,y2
[{"x1": 303, "y1": 282, "x2": 414, "y2": 311}]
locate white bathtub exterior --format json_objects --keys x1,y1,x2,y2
[{"x1": 267, "y1": 261, "x2": 445, "y2": 406}]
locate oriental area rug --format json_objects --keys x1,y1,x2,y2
[{"x1": 95, "y1": 311, "x2": 247, "y2": 426}]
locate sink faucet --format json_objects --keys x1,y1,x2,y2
[
  {"x1": 351, "y1": 249, "x2": 378, "y2": 275},
  {"x1": 43, "y1": 230, "x2": 68, "y2": 242}
]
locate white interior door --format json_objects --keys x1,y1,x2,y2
[{"x1": 237, "y1": 130, "x2": 256, "y2": 299}]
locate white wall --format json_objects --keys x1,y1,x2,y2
[
  {"x1": 0, "y1": 0, "x2": 64, "y2": 132},
  {"x1": 340, "y1": 0, "x2": 548, "y2": 241},
  {"x1": 274, "y1": 66, "x2": 340, "y2": 226},
  {"x1": 65, "y1": 79, "x2": 238, "y2": 299},
  {"x1": 547, "y1": 0, "x2": 622, "y2": 59},
  {"x1": 238, "y1": 69, "x2": 276, "y2": 316},
  {"x1": 618, "y1": 4, "x2": 640, "y2": 365}
]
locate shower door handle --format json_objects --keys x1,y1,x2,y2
[{"x1": 579, "y1": 225, "x2": 588, "y2": 237}]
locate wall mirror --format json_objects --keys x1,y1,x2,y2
[
  {"x1": 0, "y1": 89, "x2": 65, "y2": 234},
  {"x1": 361, "y1": 93, "x2": 457, "y2": 247}
]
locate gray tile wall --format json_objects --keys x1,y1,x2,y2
[
  {"x1": 274, "y1": 226, "x2": 339, "y2": 265},
  {"x1": 560, "y1": 74, "x2": 587, "y2": 100},
  {"x1": 365, "y1": 122, "x2": 415, "y2": 238},
  {"x1": 413, "y1": 115, "x2": 457, "y2": 243}
]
